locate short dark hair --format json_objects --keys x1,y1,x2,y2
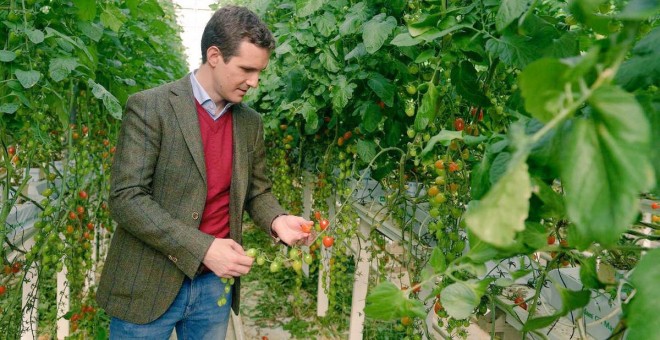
[{"x1": 200, "y1": 6, "x2": 275, "y2": 64}]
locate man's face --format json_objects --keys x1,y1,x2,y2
[{"x1": 210, "y1": 41, "x2": 270, "y2": 104}]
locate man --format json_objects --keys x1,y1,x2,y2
[{"x1": 97, "y1": 6, "x2": 313, "y2": 339}]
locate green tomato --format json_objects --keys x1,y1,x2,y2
[
  {"x1": 289, "y1": 248, "x2": 300, "y2": 260},
  {"x1": 246, "y1": 248, "x2": 258, "y2": 258},
  {"x1": 270, "y1": 261, "x2": 281, "y2": 273},
  {"x1": 303, "y1": 253, "x2": 313, "y2": 265},
  {"x1": 256, "y1": 256, "x2": 266, "y2": 266},
  {"x1": 406, "y1": 129, "x2": 416, "y2": 139},
  {"x1": 292, "y1": 260, "x2": 303, "y2": 272}
]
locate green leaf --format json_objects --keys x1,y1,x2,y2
[
  {"x1": 357, "y1": 139, "x2": 378, "y2": 164},
  {"x1": 0, "y1": 50, "x2": 16, "y2": 62},
  {"x1": 523, "y1": 314, "x2": 561, "y2": 331},
  {"x1": 14, "y1": 69, "x2": 41, "y2": 89},
  {"x1": 73, "y1": 0, "x2": 97, "y2": 21},
  {"x1": 316, "y1": 11, "x2": 336, "y2": 37},
  {"x1": 414, "y1": 49, "x2": 436, "y2": 63},
  {"x1": 96, "y1": 327, "x2": 107, "y2": 340},
  {"x1": 24, "y1": 28, "x2": 44, "y2": 44},
  {"x1": 496, "y1": 0, "x2": 531, "y2": 32},
  {"x1": 441, "y1": 281, "x2": 482, "y2": 320},
  {"x1": 390, "y1": 32, "x2": 421, "y2": 47},
  {"x1": 451, "y1": 61, "x2": 490, "y2": 107},
  {"x1": 418, "y1": 24, "x2": 471, "y2": 42},
  {"x1": 470, "y1": 159, "x2": 492, "y2": 201},
  {"x1": 87, "y1": 79, "x2": 122, "y2": 119},
  {"x1": 562, "y1": 86, "x2": 654, "y2": 246},
  {"x1": 365, "y1": 282, "x2": 402, "y2": 320},
  {"x1": 624, "y1": 248, "x2": 660, "y2": 340},
  {"x1": 0, "y1": 103, "x2": 20, "y2": 114},
  {"x1": 126, "y1": 0, "x2": 139, "y2": 14},
  {"x1": 421, "y1": 129, "x2": 462, "y2": 156},
  {"x1": 296, "y1": 0, "x2": 325, "y2": 17},
  {"x1": 339, "y1": 3, "x2": 369, "y2": 36},
  {"x1": 77, "y1": 21, "x2": 104, "y2": 42},
  {"x1": 44, "y1": 28, "x2": 93, "y2": 62},
  {"x1": 365, "y1": 281, "x2": 426, "y2": 320},
  {"x1": 616, "y1": 27, "x2": 660, "y2": 90},
  {"x1": 367, "y1": 73, "x2": 395, "y2": 107},
  {"x1": 494, "y1": 278, "x2": 515, "y2": 287},
  {"x1": 519, "y1": 58, "x2": 570, "y2": 123},
  {"x1": 362, "y1": 102, "x2": 382, "y2": 133},
  {"x1": 363, "y1": 14, "x2": 397, "y2": 54},
  {"x1": 545, "y1": 31, "x2": 580, "y2": 59},
  {"x1": 407, "y1": 12, "x2": 441, "y2": 37},
  {"x1": 49, "y1": 57, "x2": 79, "y2": 82},
  {"x1": 331, "y1": 76, "x2": 356, "y2": 113},
  {"x1": 618, "y1": 0, "x2": 660, "y2": 20},
  {"x1": 486, "y1": 35, "x2": 538, "y2": 69},
  {"x1": 300, "y1": 102, "x2": 319, "y2": 134},
  {"x1": 531, "y1": 177, "x2": 565, "y2": 219},
  {"x1": 569, "y1": 0, "x2": 610, "y2": 35},
  {"x1": 414, "y1": 82, "x2": 439, "y2": 131},
  {"x1": 100, "y1": 7, "x2": 127, "y2": 32},
  {"x1": 465, "y1": 238, "x2": 501, "y2": 264},
  {"x1": 320, "y1": 50, "x2": 341, "y2": 73},
  {"x1": 522, "y1": 221, "x2": 548, "y2": 250},
  {"x1": 558, "y1": 287, "x2": 591, "y2": 312},
  {"x1": 579, "y1": 257, "x2": 604, "y2": 290},
  {"x1": 430, "y1": 247, "x2": 447, "y2": 273},
  {"x1": 617, "y1": 54, "x2": 659, "y2": 91},
  {"x1": 464, "y1": 154, "x2": 531, "y2": 248},
  {"x1": 489, "y1": 152, "x2": 511, "y2": 186}
]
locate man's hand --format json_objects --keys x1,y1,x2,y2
[
  {"x1": 272, "y1": 215, "x2": 314, "y2": 246},
  {"x1": 202, "y1": 238, "x2": 254, "y2": 278}
]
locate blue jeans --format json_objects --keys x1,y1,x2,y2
[{"x1": 109, "y1": 272, "x2": 232, "y2": 340}]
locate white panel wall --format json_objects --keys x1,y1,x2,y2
[{"x1": 173, "y1": 0, "x2": 217, "y2": 72}]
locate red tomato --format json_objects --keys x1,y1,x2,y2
[
  {"x1": 322, "y1": 236, "x2": 334, "y2": 248},
  {"x1": 454, "y1": 118, "x2": 465, "y2": 131},
  {"x1": 301, "y1": 224, "x2": 312, "y2": 233},
  {"x1": 319, "y1": 219, "x2": 329, "y2": 231}
]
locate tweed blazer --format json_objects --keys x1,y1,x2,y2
[{"x1": 96, "y1": 75, "x2": 286, "y2": 324}]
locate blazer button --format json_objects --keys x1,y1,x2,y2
[
  {"x1": 168, "y1": 255, "x2": 178, "y2": 263},
  {"x1": 192, "y1": 211, "x2": 199, "y2": 220}
]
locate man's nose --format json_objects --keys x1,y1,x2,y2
[{"x1": 246, "y1": 73, "x2": 259, "y2": 88}]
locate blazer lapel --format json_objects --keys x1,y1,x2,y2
[{"x1": 170, "y1": 76, "x2": 207, "y2": 183}]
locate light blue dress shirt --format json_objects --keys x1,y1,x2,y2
[{"x1": 190, "y1": 70, "x2": 233, "y2": 121}]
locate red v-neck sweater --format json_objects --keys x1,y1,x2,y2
[{"x1": 195, "y1": 100, "x2": 233, "y2": 239}]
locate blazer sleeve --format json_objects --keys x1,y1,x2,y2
[
  {"x1": 109, "y1": 91, "x2": 213, "y2": 279},
  {"x1": 244, "y1": 114, "x2": 287, "y2": 233}
]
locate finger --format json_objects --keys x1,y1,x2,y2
[
  {"x1": 230, "y1": 263, "x2": 252, "y2": 276},
  {"x1": 233, "y1": 253, "x2": 255, "y2": 266},
  {"x1": 227, "y1": 240, "x2": 247, "y2": 255}
]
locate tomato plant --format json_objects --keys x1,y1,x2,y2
[
  {"x1": 0, "y1": 0, "x2": 187, "y2": 337},
  {"x1": 245, "y1": 0, "x2": 659, "y2": 338}
]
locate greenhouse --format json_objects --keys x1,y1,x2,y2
[{"x1": 1, "y1": 0, "x2": 658, "y2": 339}]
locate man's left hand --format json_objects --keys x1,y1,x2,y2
[{"x1": 271, "y1": 215, "x2": 314, "y2": 246}]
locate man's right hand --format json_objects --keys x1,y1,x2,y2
[{"x1": 202, "y1": 238, "x2": 254, "y2": 278}]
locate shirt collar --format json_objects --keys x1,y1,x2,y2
[{"x1": 190, "y1": 70, "x2": 233, "y2": 120}]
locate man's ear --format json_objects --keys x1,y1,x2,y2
[{"x1": 206, "y1": 46, "x2": 222, "y2": 66}]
